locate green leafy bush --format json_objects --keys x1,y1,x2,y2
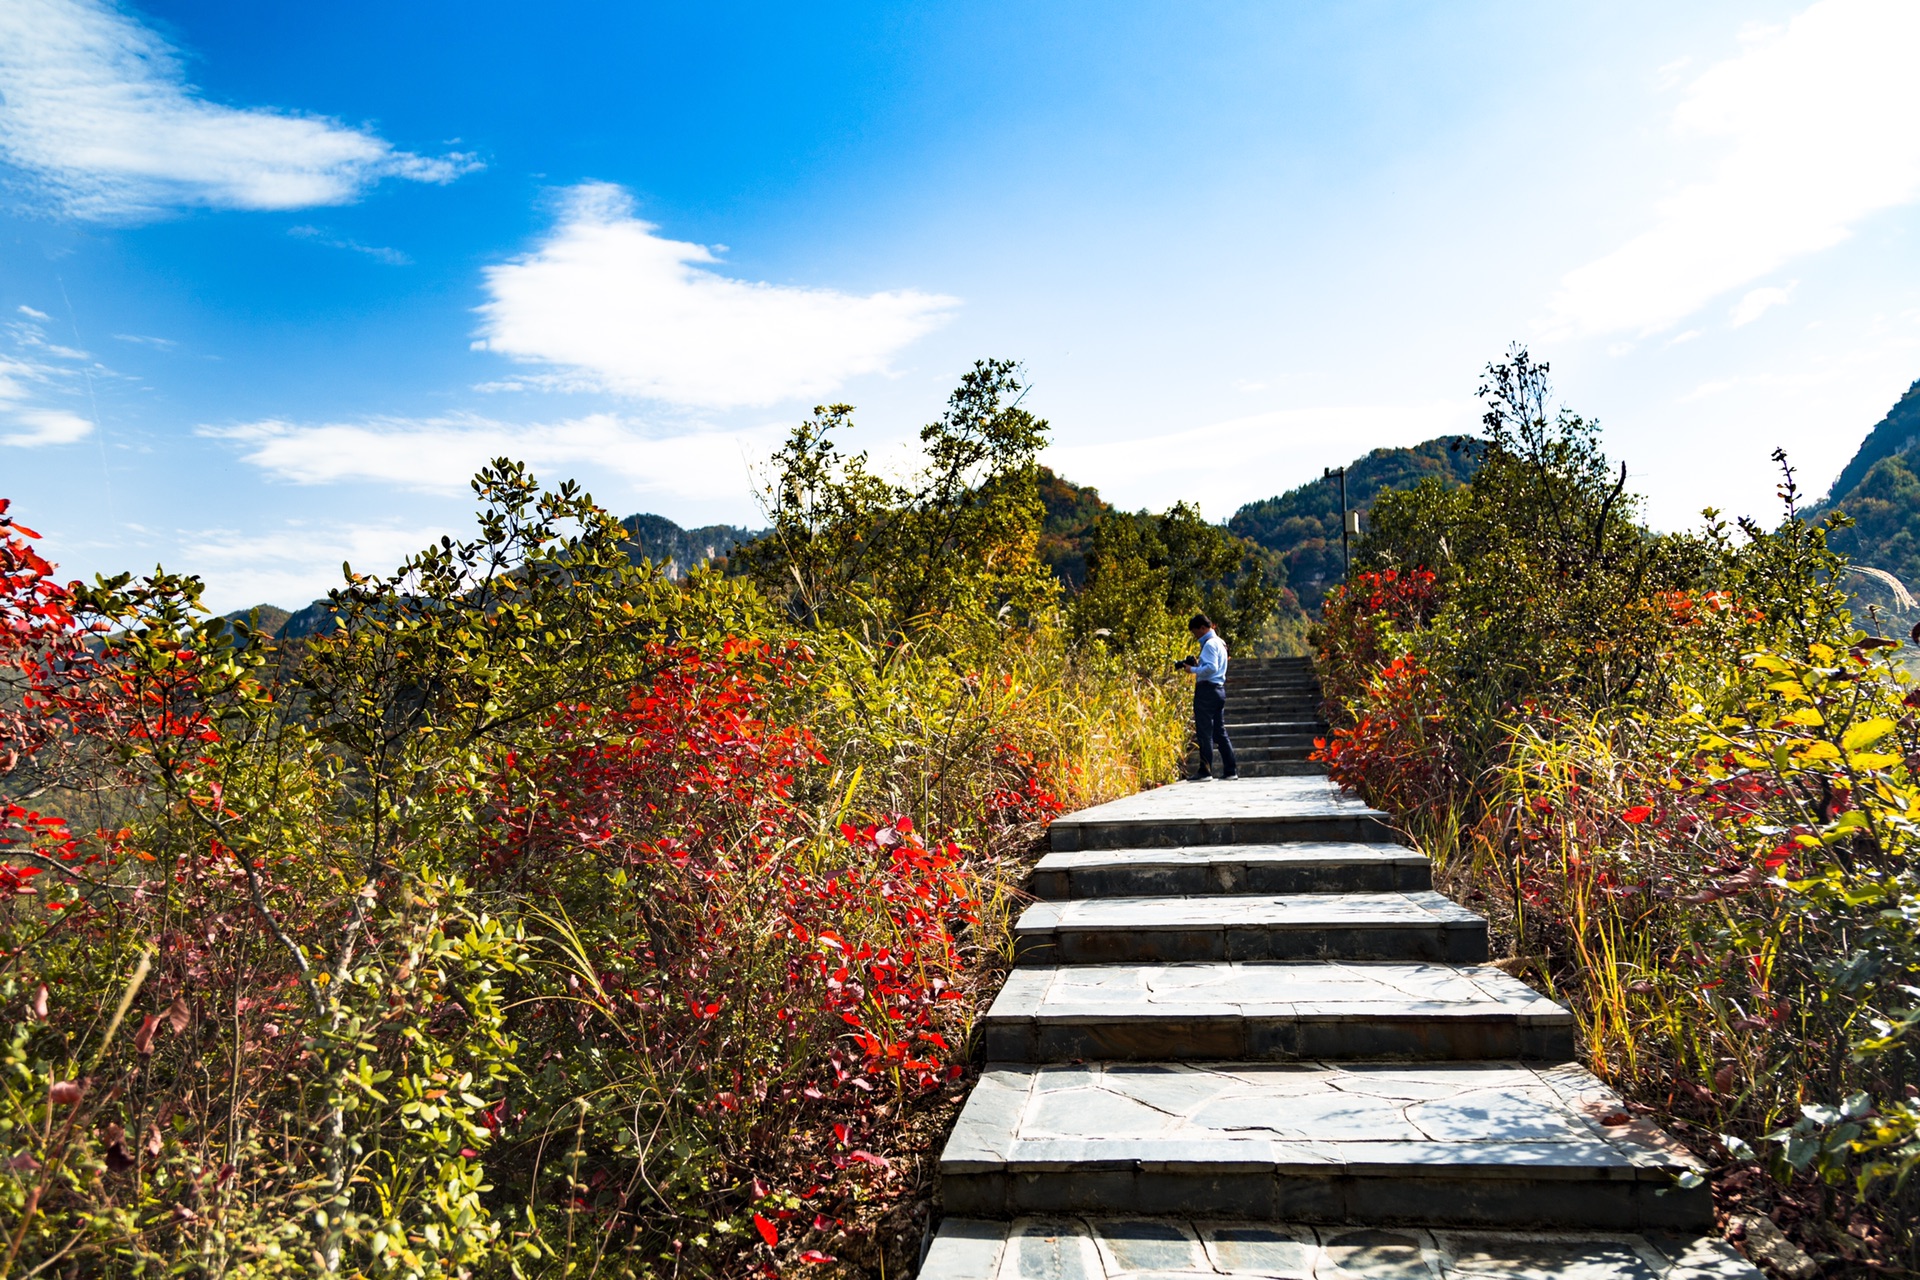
[
  {"x1": 0, "y1": 367, "x2": 1187, "y2": 1277},
  {"x1": 1316, "y1": 353, "x2": 1920, "y2": 1270}
]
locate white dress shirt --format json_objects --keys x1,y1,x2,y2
[{"x1": 1191, "y1": 630, "x2": 1228, "y2": 687}]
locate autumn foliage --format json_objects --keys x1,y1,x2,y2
[
  {"x1": 0, "y1": 460, "x2": 1181, "y2": 1278},
  {"x1": 1314, "y1": 354, "x2": 1920, "y2": 1270}
]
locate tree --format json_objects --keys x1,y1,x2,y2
[
  {"x1": 1071, "y1": 504, "x2": 1285, "y2": 658},
  {"x1": 740, "y1": 360, "x2": 1056, "y2": 644}
]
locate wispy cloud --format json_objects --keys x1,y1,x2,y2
[
  {"x1": 0, "y1": 0, "x2": 480, "y2": 220},
  {"x1": 0, "y1": 313, "x2": 99, "y2": 445},
  {"x1": 112, "y1": 332, "x2": 176, "y2": 348},
  {"x1": 1549, "y1": 0, "x2": 1920, "y2": 337},
  {"x1": 1730, "y1": 283, "x2": 1796, "y2": 326},
  {"x1": 288, "y1": 224, "x2": 411, "y2": 265},
  {"x1": 202, "y1": 411, "x2": 784, "y2": 504},
  {"x1": 0, "y1": 407, "x2": 91, "y2": 446},
  {"x1": 473, "y1": 183, "x2": 957, "y2": 409}
]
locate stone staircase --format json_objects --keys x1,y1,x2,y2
[
  {"x1": 918, "y1": 662, "x2": 1757, "y2": 1279},
  {"x1": 1189, "y1": 656, "x2": 1330, "y2": 779}
]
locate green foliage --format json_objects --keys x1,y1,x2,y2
[
  {"x1": 1034, "y1": 467, "x2": 1111, "y2": 589},
  {"x1": 3, "y1": 369, "x2": 1190, "y2": 1277},
  {"x1": 1820, "y1": 377, "x2": 1920, "y2": 510},
  {"x1": 1353, "y1": 351, "x2": 1712, "y2": 769},
  {"x1": 739, "y1": 359, "x2": 1055, "y2": 643},
  {"x1": 1317, "y1": 352, "x2": 1920, "y2": 1267},
  {"x1": 1069, "y1": 504, "x2": 1285, "y2": 661},
  {"x1": 1229, "y1": 435, "x2": 1479, "y2": 610}
]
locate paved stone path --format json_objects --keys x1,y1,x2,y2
[{"x1": 920, "y1": 657, "x2": 1758, "y2": 1279}]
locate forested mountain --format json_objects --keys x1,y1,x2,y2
[
  {"x1": 225, "y1": 446, "x2": 1478, "y2": 636},
  {"x1": 618, "y1": 513, "x2": 761, "y2": 579},
  {"x1": 1035, "y1": 467, "x2": 1111, "y2": 587},
  {"x1": 1228, "y1": 436, "x2": 1481, "y2": 610},
  {"x1": 1819, "y1": 379, "x2": 1920, "y2": 608}
]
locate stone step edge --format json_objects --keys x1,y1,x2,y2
[
  {"x1": 917, "y1": 1219, "x2": 1760, "y2": 1279},
  {"x1": 1012, "y1": 892, "x2": 1489, "y2": 965},
  {"x1": 980, "y1": 962, "x2": 1576, "y2": 1062},
  {"x1": 1049, "y1": 814, "x2": 1397, "y2": 852},
  {"x1": 1030, "y1": 841, "x2": 1428, "y2": 898}
]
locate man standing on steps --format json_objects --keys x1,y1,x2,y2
[{"x1": 1177, "y1": 612, "x2": 1237, "y2": 782}]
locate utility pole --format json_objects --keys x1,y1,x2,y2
[{"x1": 1324, "y1": 466, "x2": 1353, "y2": 581}]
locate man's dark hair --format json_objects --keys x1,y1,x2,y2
[{"x1": 1189, "y1": 613, "x2": 1212, "y2": 631}]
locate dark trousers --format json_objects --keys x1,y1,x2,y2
[{"x1": 1193, "y1": 682, "x2": 1236, "y2": 775}]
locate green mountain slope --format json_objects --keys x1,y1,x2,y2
[
  {"x1": 618, "y1": 513, "x2": 761, "y2": 579},
  {"x1": 225, "y1": 446, "x2": 1474, "y2": 642},
  {"x1": 1822, "y1": 379, "x2": 1920, "y2": 511},
  {"x1": 1808, "y1": 378, "x2": 1920, "y2": 633},
  {"x1": 1228, "y1": 436, "x2": 1480, "y2": 610},
  {"x1": 1036, "y1": 467, "x2": 1111, "y2": 588}
]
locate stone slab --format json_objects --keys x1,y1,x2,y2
[
  {"x1": 1050, "y1": 778, "x2": 1393, "y2": 852},
  {"x1": 918, "y1": 1219, "x2": 1761, "y2": 1279},
  {"x1": 1013, "y1": 893, "x2": 1488, "y2": 965},
  {"x1": 939, "y1": 1062, "x2": 1708, "y2": 1229},
  {"x1": 980, "y1": 962, "x2": 1575, "y2": 1062},
  {"x1": 1030, "y1": 843, "x2": 1428, "y2": 899}
]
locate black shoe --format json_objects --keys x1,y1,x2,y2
[
  {"x1": 1183, "y1": 771, "x2": 1212, "y2": 782},
  {"x1": 1221, "y1": 771, "x2": 1240, "y2": 780}
]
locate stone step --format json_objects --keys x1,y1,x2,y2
[
  {"x1": 1233, "y1": 761, "x2": 1332, "y2": 778},
  {"x1": 1207, "y1": 747, "x2": 1320, "y2": 766},
  {"x1": 919, "y1": 1218, "x2": 1759, "y2": 1279},
  {"x1": 1013, "y1": 892, "x2": 1488, "y2": 965},
  {"x1": 979, "y1": 962, "x2": 1576, "y2": 1062},
  {"x1": 1030, "y1": 842, "x2": 1427, "y2": 899},
  {"x1": 1231, "y1": 761, "x2": 1332, "y2": 779},
  {"x1": 938, "y1": 1061, "x2": 1711, "y2": 1230},
  {"x1": 1203, "y1": 729, "x2": 1320, "y2": 747},
  {"x1": 1049, "y1": 778, "x2": 1393, "y2": 851}
]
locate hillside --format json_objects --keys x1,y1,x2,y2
[
  {"x1": 619, "y1": 513, "x2": 761, "y2": 579},
  {"x1": 1819, "y1": 379, "x2": 1920, "y2": 621},
  {"x1": 1821, "y1": 378, "x2": 1920, "y2": 510},
  {"x1": 1228, "y1": 436, "x2": 1480, "y2": 610},
  {"x1": 1035, "y1": 467, "x2": 1111, "y2": 587},
  {"x1": 224, "y1": 448, "x2": 1474, "y2": 636}
]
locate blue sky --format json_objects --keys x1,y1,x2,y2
[{"x1": 4, "y1": 0, "x2": 1920, "y2": 608}]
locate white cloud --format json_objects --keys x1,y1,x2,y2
[
  {"x1": 1044, "y1": 402, "x2": 1472, "y2": 519},
  {"x1": 0, "y1": 407, "x2": 91, "y2": 446},
  {"x1": 203, "y1": 411, "x2": 785, "y2": 504},
  {"x1": 0, "y1": 313, "x2": 100, "y2": 443},
  {"x1": 1549, "y1": 0, "x2": 1920, "y2": 337},
  {"x1": 0, "y1": 0, "x2": 479, "y2": 219},
  {"x1": 288, "y1": 225, "x2": 411, "y2": 265},
  {"x1": 473, "y1": 182, "x2": 957, "y2": 409},
  {"x1": 17, "y1": 306, "x2": 49, "y2": 321},
  {"x1": 1730, "y1": 283, "x2": 1795, "y2": 326}
]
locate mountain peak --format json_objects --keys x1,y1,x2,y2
[{"x1": 1822, "y1": 378, "x2": 1920, "y2": 509}]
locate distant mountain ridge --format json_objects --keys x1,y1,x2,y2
[
  {"x1": 225, "y1": 448, "x2": 1476, "y2": 638},
  {"x1": 1813, "y1": 378, "x2": 1920, "y2": 624},
  {"x1": 618, "y1": 513, "x2": 761, "y2": 580},
  {"x1": 225, "y1": 512, "x2": 765, "y2": 638},
  {"x1": 1820, "y1": 378, "x2": 1920, "y2": 511},
  {"x1": 1228, "y1": 436, "x2": 1481, "y2": 611}
]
